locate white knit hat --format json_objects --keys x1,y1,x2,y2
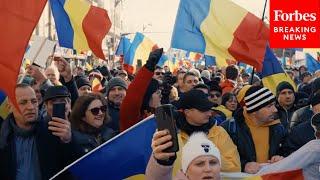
[{"x1": 181, "y1": 132, "x2": 221, "y2": 173}]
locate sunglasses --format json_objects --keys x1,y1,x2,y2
[
  {"x1": 155, "y1": 72, "x2": 164, "y2": 76},
  {"x1": 88, "y1": 106, "x2": 107, "y2": 115},
  {"x1": 210, "y1": 93, "x2": 221, "y2": 98}
]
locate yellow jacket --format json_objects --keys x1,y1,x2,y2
[{"x1": 172, "y1": 125, "x2": 241, "y2": 176}]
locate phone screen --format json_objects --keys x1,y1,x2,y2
[
  {"x1": 52, "y1": 103, "x2": 66, "y2": 119},
  {"x1": 155, "y1": 104, "x2": 179, "y2": 152}
]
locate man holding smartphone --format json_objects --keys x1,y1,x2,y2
[
  {"x1": 43, "y1": 86, "x2": 73, "y2": 142},
  {"x1": 0, "y1": 84, "x2": 78, "y2": 179}
]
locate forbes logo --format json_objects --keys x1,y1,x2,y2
[{"x1": 273, "y1": 10, "x2": 316, "y2": 22}]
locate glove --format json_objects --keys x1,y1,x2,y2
[{"x1": 145, "y1": 48, "x2": 163, "y2": 72}]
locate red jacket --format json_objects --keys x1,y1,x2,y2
[
  {"x1": 119, "y1": 66, "x2": 154, "y2": 132},
  {"x1": 220, "y1": 79, "x2": 236, "y2": 95}
]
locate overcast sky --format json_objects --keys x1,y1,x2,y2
[{"x1": 122, "y1": 0, "x2": 270, "y2": 50}]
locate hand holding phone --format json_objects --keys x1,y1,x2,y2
[{"x1": 155, "y1": 104, "x2": 179, "y2": 153}]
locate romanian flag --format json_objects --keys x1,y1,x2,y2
[
  {"x1": 50, "y1": 0, "x2": 111, "y2": 60},
  {"x1": 204, "y1": 55, "x2": 216, "y2": 67},
  {"x1": 157, "y1": 54, "x2": 169, "y2": 67},
  {"x1": 261, "y1": 46, "x2": 297, "y2": 95},
  {"x1": 0, "y1": 0, "x2": 47, "y2": 110},
  {"x1": 306, "y1": 53, "x2": 320, "y2": 73},
  {"x1": 124, "y1": 32, "x2": 158, "y2": 73},
  {"x1": 115, "y1": 36, "x2": 131, "y2": 56},
  {"x1": 171, "y1": 0, "x2": 269, "y2": 71},
  {"x1": 51, "y1": 116, "x2": 157, "y2": 180},
  {"x1": 0, "y1": 91, "x2": 10, "y2": 120},
  {"x1": 186, "y1": 51, "x2": 202, "y2": 61},
  {"x1": 92, "y1": 77, "x2": 104, "y2": 93},
  {"x1": 220, "y1": 169, "x2": 303, "y2": 180}
]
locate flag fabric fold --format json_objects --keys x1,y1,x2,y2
[
  {"x1": 0, "y1": 0, "x2": 47, "y2": 109},
  {"x1": 306, "y1": 53, "x2": 320, "y2": 73},
  {"x1": 261, "y1": 46, "x2": 297, "y2": 95},
  {"x1": 50, "y1": 0, "x2": 111, "y2": 60},
  {"x1": 115, "y1": 36, "x2": 132, "y2": 56},
  {"x1": 52, "y1": 115, "x2": 157, "y2": 180},
  {"x1": 124, "y1": 32, "x2": 158, "y2": 73},
  {"x1": 171, "y1": 0, "x2": 269, "y2": 70}
]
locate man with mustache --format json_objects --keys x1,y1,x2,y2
[
  {"x1": 221, "y1": 86, "x2": 286, "y2": 174},
  {"x1": 0, "y1": 84, "x2": 78, "y2": 179}
]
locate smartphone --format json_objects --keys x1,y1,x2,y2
[
  {"x1": 52, "y1": 102, "x2": 66, "y2": 119},
  {"x1": 155, "y1": 104, "x2": 179, "y2": 153}
]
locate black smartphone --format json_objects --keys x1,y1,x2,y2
[
  {"x1": 52, "y1": 102, "x2": 66, "y2": 119},
  {"x1": 155, "y1": 104, "x2": 179, "y2": 153}
]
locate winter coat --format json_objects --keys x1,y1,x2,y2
[
  {"x1": 275, "y1": 103, "x2": 297, "y2": 130},
  {"x1": 120, "y1": 66, "x2": 154, "y2": 132},
  {"x1": 220, "y1": 108, "x2": 287, "y2": 171},
  {"x1": 72, "y1": 126, "x2": 116, "y2": 156},
  {"x1": 290, "y1": 106, "x2": 313, "y2": 128},
  {"x1": 0, "y1": 114, "x2": 80, "y2": 180},
  {"x1": 106, "y1": 101, "x2": 120, "y2": 133},
  {"x1": 282, "y1": 120, "x2": 315, "y2": 156},
  {"x1": 173, "y1": 114, "x2": 241, "y2": 174},
  {"x1": 220, "y1": 79, "x2": 236, "y2": 95}
]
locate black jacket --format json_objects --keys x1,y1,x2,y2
[
  {"x1": 220, "y1": 109, "x2": 286, "y2": 171},
  {"x1": 290, "y1": 106, "x2": 313, "y2": 128},
  {"x1": 275, "y1": 103, "x2": 297, "y2": 130},
  {"x1": 282, "y1": 120, "x2": 315, "y2": 156},
  {"x1": 0, "y1": 114, "x2": 80, "y2": 180},
  {"x1": 106, "y1": 101, "x2": 120, "y2": 134},
  {"x1": 72, "y1": 126, "x2": 116, "y2": 156}
]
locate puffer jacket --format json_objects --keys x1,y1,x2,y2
[{"x1": 220, "y1": 108, "x2": 287, "y2": 171}]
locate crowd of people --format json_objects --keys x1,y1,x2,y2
[{"x1": 0, "y1": 48, "x2": 319, "y2": 179}]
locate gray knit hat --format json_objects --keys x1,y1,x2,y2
[{"x1": 105, "y1": 77, "x2": 128, "y2": 96}]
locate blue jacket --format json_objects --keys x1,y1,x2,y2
[{"x1": 0, "y1": 114, "x2": 81, "y2": 180}]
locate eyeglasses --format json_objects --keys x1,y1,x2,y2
[
  {"x1": 88, "y1": 106, "x2": 107, "y2": 115},
  {"x1": 155, "y1": 72, "x2": 165, "y2": 76},
  {"x1": 210, "y1": 93, "x2": 221, "y2": 98}
]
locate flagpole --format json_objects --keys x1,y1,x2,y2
[{"x1": 250, "y1": 0, "x2": 268, "y2": 84}]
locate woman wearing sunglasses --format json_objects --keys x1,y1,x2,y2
[{"x1": 70, "y1": 94, "x2": 116, "y2": 155}]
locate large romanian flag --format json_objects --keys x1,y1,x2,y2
[
  {"x1": 0, "y1": 0, "x2": 47, "y2": 109},
  {"x1": 51, "y1": 115, "x2": 157, "y2": 180},
  {"x1": 124, "y1": 32, "x2": 158, "y2": 73},
  {"x1": 261, "y1": 46, "x2": 297, "y2": 95},
  {"x1": 171, "y1": 0, "x2": 269, "y2": 70},
  {"x1": 50, "y1": 0, "x2": 111, "y2": 60}
]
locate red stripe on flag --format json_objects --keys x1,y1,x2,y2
[
  {"x1": 83, "y1": 6, "x2": 112, "y2": 60},
  {"x1": 0, "y1": 0, "x2": 47, "y2": 110},
  {"x1": 261, "y1": 169, "x2": 304, "y2": 180},
  {"x1": 228, "y1": 13, "x2": 269, "y2": 72}
]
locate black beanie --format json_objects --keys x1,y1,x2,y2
[
  {"x1": 311, "y1": 93, "x2": 320, "y2": 106},
  {"x1": 141, "y1": 79, "x2": 160, "y2": 112},
  {"x1": 276, "y1": 81, "x2": 294, "y2": 96},
  {"x1": 76, "y1": 77, "x2": 91, "y2": 89}
]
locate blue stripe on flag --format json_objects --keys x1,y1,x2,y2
[
  {"x1": 49, "y1": 0, "x2": 74, "y2": 48},
  {"x1": 53, "y1": 116, "x2": 157, "y2": 180}
]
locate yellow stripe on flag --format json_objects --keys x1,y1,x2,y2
[
  {"x1": 262, "y1": 73, "x2": 297, "y2": 95},
  {"x1": 132, "y1": 37, "x2": 155, "y2": 72},
  {"x1": 200, "y1": 0, "x2": 247, "y2": 60},
  {"x1": 64, "y1": 0, "x2": 91, "y2": 51}
]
